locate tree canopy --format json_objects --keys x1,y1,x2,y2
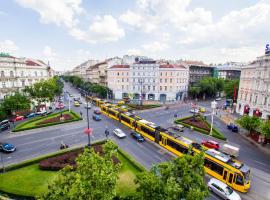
[
  {"x1": 39, "y1": 141, "x2": 121, "y2": 200},
  {"x1": 224, "y1": 79, "x2": 239, "y2": 99},
  {"x1": 135, "y1": 151, "x2": 208, "y2": 200},
  {"x1": 236, "y1": 115, "x2": 261, "y2": 133},
  {"x1": 259, "y1": 120, "x2": 270, "y2": 138}
]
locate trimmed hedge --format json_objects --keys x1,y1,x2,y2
[
  {"x1": 12, "y1": 110, "x2": 82, "y2": 132},
  {"x1": 127, "y1": 104, "x2": 161, "y2": 110},
  {"x1": 1, "y1": 140, "x2": 106, "y2": 173},
  {"x1": 175, "y1": 116, "x2": 226, "y2": 141}
]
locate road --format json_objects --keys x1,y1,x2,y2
[{"x1": 1, "y1": 83, "x2": 269, "y2": 200}]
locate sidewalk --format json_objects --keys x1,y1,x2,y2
[{"x1": 218, "y1": 111, "x2": 270, "y2": 156}]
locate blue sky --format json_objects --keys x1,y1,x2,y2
[{"x1": 0, "y1": 0, "x2": 269, "y2": 71}]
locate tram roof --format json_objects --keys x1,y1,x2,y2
[
  {"x1": 138, "y1": 119, "x2": 157, "y2": 128},
  {"x1": 206, "y1": 149, "x2": 231, "y2": 163}
]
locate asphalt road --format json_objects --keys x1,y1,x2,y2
[{"x1": 1, "y1": 83, "x2": 269, "y2": 200}]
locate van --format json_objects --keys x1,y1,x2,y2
[
  {"x1": 222, "y1": 144, "x2": 239, "y2": 158},
  {"x1": 172, "y1": 124, "x2": 184, "y2": 132},
  {"x1": 0, "y1": 120, "x2": 10, "y2": 131}
]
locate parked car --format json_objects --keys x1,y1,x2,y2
[
  {"x1": 227, "y1": 123, "x2": 239, "y2": 133},
  {"x1": 0, "y1": 143, "x2": 16, "y2": 153},
  {"x1": 0, "y1": 120, "x2": 10, "y2": 131},
  {"x1": 201, "y1": 140, "x2": 220, "y2": 150},
  {"x1": 36, "y1": 110, "x2": 47, "y2": 115},
  {"x1": 199, "y1": 107, "x2": 206, "y2": 113},
  {"x1": 190, "y1": 109, "x2": 199, "y2": 114},
  {"x1": 191, "y1": 142, "x2": 202, "y2": 150},
  {"x1": 215, "y1": 97, "x2": 222, "y2": 101},
  {"x1": 56, "y1": 103, "x2": 65, "y2": 110},
  {"x1": 74, "y1": 101, "x2": 80, "y2": 107},
  {"x1": 92, "y1": 115, "x2": 102, "y2": 121},
  {"x1": 172, "y1": 124, "x2": 184, "y2": 132},
  {"x1": 130, "y1": 131, "x2": 145, "y2": 142},
  {"x1": 10, "y1": 115, "x2": 24, "y2": 122},
  {"x1": 113, "y1": 128, "x2": 126, "y2": 138},
  {"x1": 42, "y1": 111, "x2": 53, "y2": 116},
  {"x1": 208, "y1": 178, "x2": 241, "y2": 200},
  {"x1": 94, "y1": 109, "x2": 101, "y2": 115},
  {"x1": 26, "y1": 113, "x2": 36, "y2": 118}
]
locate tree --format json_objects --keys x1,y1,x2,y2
[
  {"x1": 236, "y1": 115, "x2": 261, "y2": 134},
  {"x1": 224, "y1": 79, "x2": 239, "y2": 99},
  {"x1": 39, "y1": 141, "x2": 121, "y2": 200},
  {"x1": 188, "y1": 86, "x2": 200, "y2": 99},
  {"x1": 0, "y1": 92, "x2": 31, "y2": 116},
  {"x1": 259, "y1": 120, "x2": 270, "y2": 138},
  {"x1": 135, "y1": 152, "x2": 208, "y2": 200}
]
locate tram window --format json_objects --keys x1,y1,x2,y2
[
  {"x1": 236, "y1": 174, "x2": 244, "y2": 185},
  {"x1": 204, "y1": 158, "x2": 223, "y2": 176},
  {"x1": 228, "y1": 173, "x2": 233, "y2": 183},
  {"x1": 121, "y1": 116, "x2": 130, "y2": 124},
  {"x1": 167, "y1": 139, "x2": 188, "y2": 154},
  {"x1": 108, "y1": 110, "x2": 117, "y2": 117},
  {"x1": 223, "y1": 170, "x2": 227, "y2": 180},
  {"x1": 141, "y1": 126, "x2": 155, "y2": 137}
]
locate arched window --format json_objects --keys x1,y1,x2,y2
[
  {"x1": 10, "y1": 71, "x2": 14, "y2": 77},
  {"x1": 35, "y1": 71, "x2": 38, "y2": 77},
  {"x1": 1, "y1": 71, "x2": 5, "y2": 77}
]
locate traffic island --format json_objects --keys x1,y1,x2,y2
[
  {"x1": 175, "y1": 115, "x2": 226, "y2": 141},
  {"x1": 0, "y1": 141, "x2": 144, "y2": 199},
  {"x1": 127, "y1": 103, "x2": 161, "y2": 110},
  {"x1": 12, "y1": 110, "x2": 82, "y2": 132}
]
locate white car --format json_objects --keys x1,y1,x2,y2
[
  {"x1": 208, "y1": 178, "x2": 241, "y2": 200},
  {"x1": 36, "y1": 110, "x2": 47, "y2": 115},
  {"x1": 190, "y1": 109, "x2": 199, "y2": 114},
  {"x1": 113, "y1": 128, "x2": 126, "y2": 138},
  {"x1": 216, "y1": 97, "x2": 222, "y2": 101}
]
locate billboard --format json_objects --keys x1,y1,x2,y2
[{"x1": 266, "y1": 44, "x2": 270, "y2": 55}]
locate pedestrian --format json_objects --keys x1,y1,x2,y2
[{"x1": 80, "y1": 111, "x2": 83, "y2": 118}]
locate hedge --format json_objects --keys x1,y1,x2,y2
[
  {"x1": 175, "y1": 116, "x2": 226, "y2": 141},
  {"x1": 12, "y1": 110, "x2": 82, "y2": 132},
  {"x1": 1, "y1": 139, "x2": 106, "y2": 173}
]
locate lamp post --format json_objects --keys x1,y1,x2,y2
[
  {"x1": 210, "y1": 100, "x2": 217, "y2": 136},
  {"x1": 85, "y1": 100, "x2": 91, "y2": 148}
]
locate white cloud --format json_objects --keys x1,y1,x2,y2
[
  {"x1": 43, "y1": 45, "x2": 56, "y2": 58},
  {"x1": 0, "y1": 40, "x2": 19, "y2": 54},
  {"x1": 70, "y1": 15, "x2": 125, "y2": 43},
  {"x1": 16, "y1": 0, "x2": 83, "y2": 28},
  {"x1": 119, "y1": 10, "x2": 142, "y2": 27},
  {"x1": 127, "y1": 49, "x2": 142, "y2": 55},
  {"x1": 142, "y1": 41, "x2": 169, "y2": 52}
]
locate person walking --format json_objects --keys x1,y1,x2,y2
[{"x1": 80, "y1": 111, "x2": 83, "y2": 118}]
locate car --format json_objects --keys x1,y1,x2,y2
[
  {"x1": 201, "y1": 140, "x2": 220, "y2": 150},
  {"x1": 26, "y1": 113, "x2": 36, "y2": 118},
  {"x1": 171, "y1": 124, "x2": 184, "y2": 132},
  {"x1": 92, "y1": 115, "x2": 102, "y2": 121},
  {"x1": 42, "y1": 111, "x2": 53, "y2": 116},
  {"x1": 190, "y1": 109, "x2": 199, "y2": 114},
  {"x1": 94, "y1": 109, "x2": 101, "y2": 115},
  {"x1": 191, "y1": 142, "x2": 202, "y2": 150},
  {"x1": 56, "y1": 103, "x2": 65, "y2": 110},
  {"x1": 215, "y1": 97, "x2": 222, "y2": 101},
  {"x1": 74, "y1": 101, "x2": 80, "y2": 107},
  {"x1": 199, "y1": 107, "x2": 206, "y2": 113},
  {"x1": 0, "y1": 143, "x2": 16, "y2": 153},
  {"x1": 85, "y1": 104, "x2": 92, "y2": 109},
  {"x1": 74, "y1": 97, "x2": 80, "y2": 101},
  {"x1": 208, "y1": 178, "x2": 241, "y2": 200},
  {"x1": 10, "y1": 115, "x2": 24, "y2": 122},
  {"x1": 130, "y1": 131, "x2": 145, "y2": 142},
  {"x1": 69, "y1": 94, "x2": 74, "y2": 97},
  {"x1": 113, "y1": 128, "x2": 126, "y2": 138},
  {"x1": 0, "y1": 120, "x2": 10, "y2": 131},
  {"x1": 36, "y1": 110, "x2": 47, "y2": 115},
  {"x1": 227, "y1": 123, "x2": 239, "y2": 133}
]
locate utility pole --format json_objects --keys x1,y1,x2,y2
[
  {"x1": 210, "y1": 100, "x2": 217, "y2": 136},
  {"x1": 86, "y1": 100, "x2": 91, "y2": 148}
]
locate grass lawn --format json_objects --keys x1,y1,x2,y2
[
  {"x1": 127, "y1": 104, "x2": 161, "y2": 110},
  {"x1": 13, "y1": 110, "x2": 81, "y2": 132},
  {"x1": 0, "y1": 152, "x2": 141, "y2": 198}
]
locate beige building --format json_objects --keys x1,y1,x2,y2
[
  {"x1": 0, "y1": 53, "x2": 52, "y2": 99},
  {"x1": 237, "y1": 52, "x2": 270, "y2": 119},
  {"x1": 107, "y1": 57, "x2": 189, "y2": 101},
  {"x1": 71, "y1": 60, "x2": 99, "y2": 80}
]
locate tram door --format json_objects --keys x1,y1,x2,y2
[
  {"x1": 227, "y1": 171, "x2": 235, "y2": 188},
  {"x1": 154, "y1": 130, "x2": 160, "y2": 144}
]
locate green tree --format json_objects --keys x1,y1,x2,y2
[
  {"x1": 224, "y1": 79, "x2": 239, "y2": 99},
  {"x1": 39, "y1": 141, "x2": 121, "y2": 200},
  {"x1": 188, "y1": 86, "x2": 201, "y2": 99},
  {"x1": 1, "y1": 92, "x2": 31, "y2": 115},
  {"x1": 135, "y1": 152, "x2": 208, "y2": 200},
  {"x1": 259, "y1": 120, "x2": 270, "y2": 138},
  {"x1": 236, "y1": 115, "x2": 261, "y2": 134}
]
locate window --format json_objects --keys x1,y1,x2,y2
[
  {"x1": 140, "y1": 125, "x2": 155, "y2": 138},
  {"x1": 264, "y1": 97, "x2": 267, "y2": 105},
  {"x1": 122, "y1": 85, "x2": 124, "y2": 89},
  {"x1": 2, "y1": 82, "x2": 6, "y2": 88},
  {"x1": 170, "y1": 86, "x2": 172, "y2": 91},
  {"x1": 148, "y1": 86, "x2": 150, "y2": 91},
  {"x1": 236, "y1": 174, "x2": 244, "y2": 185},
  {"x1": 117, "y1": 72, "x2": 120, "y2": 76},
  {"x1": 171, "y1": 72, "x2": 172, "y2": 76},
  {"x1": 204, "y1": 158, "x2": 223, "y2": 175},
  {"x1": 10, "y1": 71, "x2": 14, "y2": 77},
  {"x1": 167, "y1": 139, "x2": 188, "y2": 154},
  {"x1": 121, "y1": 115, "x2": 131, "y2": 124},
  {"x1": 1, "y1": 71, "x2": 4, "y2": 77},
  {"x1": 41, "y1": 71, "x2": 43, "y2": 76},
  {"x1": 153, "y1": 86, "x2": 155, "y2": 91},
  {"x1": 122, "y1": 78, "x2": 124, "y2": 82},
  {"x1": 165, "y1": 79, "x2": 167, "y2": 83},
  {"x1": 170, "y1": 78, "x2": 172, "y2": 83},
  {"x1": 165, "y1": 86, "x2": 167, "y2": 91},
  {"x1": 255, "y1": 95, "x2": 258, "y2": 103},
  {"x1": 166, "y1": 72, "x2": 167, "y2": 76},
  {"x1": 35, "y1": 71, "x2": 38, "y2": 77},
  {"x1": 160, "y1": 79, "x2": 162, "y2": 83},
  {"x1": 160, "y1": 86, "x2": 162, "y2": 91},
  {"x1": 21, "y1": 71, "x2": 24, "y2": 77}
]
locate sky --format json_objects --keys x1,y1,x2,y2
[{"x1": 0, "y1": 0, "x2": 269, "y2": 71}]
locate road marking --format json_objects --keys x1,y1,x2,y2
[{"x1": 253, "y1": 160, "x2": 268, "y2": 167}]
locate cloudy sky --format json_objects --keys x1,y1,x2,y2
[{"x1": 0, "y1": 0, "x2": 269, "y2": 71}]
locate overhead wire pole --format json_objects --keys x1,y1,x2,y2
[{"x1": 86, "y1": 92, "x2": 91, "y2": 148}]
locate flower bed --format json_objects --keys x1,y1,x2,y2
[
  {"x1": 39, "y1": 145, "x2": 120, "y2": 171},
  {"x1": 182, "y1": 116, "x2": 210, "y2": 131},
  {"x1": 127, "y1": 104, "x2": 161, "y2": 110},
  {"x1": 36, "y1": 114, "x2": 73, "y2": 125}
]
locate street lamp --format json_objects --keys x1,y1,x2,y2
[
  {"x1": 210, "y1": 100, "x2": 217, "y2": 136},
  {"x1": 84, "y1": 99, "x2": 92, "y2": 148}
]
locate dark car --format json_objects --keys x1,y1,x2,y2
[
  {"x1": 130, "y1": 132, "x2": 145, "y2": 142},
  {"x1": 93, "y1": 115, "x2": 102, "y2": 121},
  {"x1": 0, "y1": 120, "x2": 10, "y2": 131},
  {"x1": 94, "y1": 110, "x2": 101, "y2": 115},
  {"x1": 227, "y1": 123, "x2": 239, "y2": 133},
  {"x1": 42, "y1": 111, "x2": 53, "y2": 116},
  {"x1": 26, "y1": 113, "x2": 36, "y2": 118},
  {"x1": 0, "y1": 143, "x2": 16, "y2": 153},
  {"x1": 191, "y1": 142, "x2": 202, "y2": 150}
]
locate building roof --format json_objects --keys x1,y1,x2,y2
[
  {"x1": 184, "y1": 60, "x2": 207, "y2": 66},
  {"x1": 26, "y1": 60, "x2": 41, "y2": 66},
  {"x1": 110, "y1": 65, "x2": 130, "y2": 69},
  {"x1": 159, "y1": 64, "x2": 186, "y2": 69}
]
